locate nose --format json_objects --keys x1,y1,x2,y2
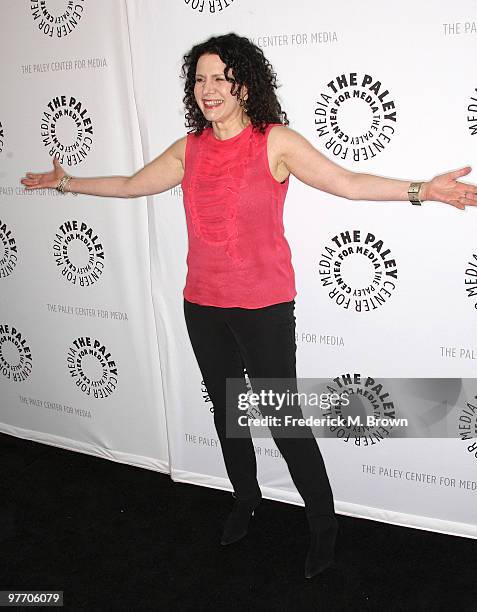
[{"x1": 202, "y1": 77, "x2": 216, "y2": 95}]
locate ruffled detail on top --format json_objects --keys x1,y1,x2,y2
[{"x1": 187, "y1": 125, "x2": 253, "y2": 262}]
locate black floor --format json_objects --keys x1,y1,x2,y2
[{"x1": 1, "y1": 431, "x2": 476, "y2": 611}]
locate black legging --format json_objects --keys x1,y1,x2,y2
[{"x1": 183, "y1": 298, "x2": 335, "y2": 519}]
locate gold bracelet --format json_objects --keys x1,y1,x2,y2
[
  {"x1": 408, "y1": 182, "x2": 423, "y2": 206},
  {"x1": 56, "y1": 175, "x2": 72, "y2": 193}
]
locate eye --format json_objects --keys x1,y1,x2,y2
[{"x1": 195, "y1": 76, "x2": 203, "y2": 83}]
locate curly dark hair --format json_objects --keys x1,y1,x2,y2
[{"x1": 181, "y1": 33, "x2": 289, "y2": 135}]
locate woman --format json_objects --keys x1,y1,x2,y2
[{"x1": 22, "y1": 33, "x2": 477, "y2": 579}]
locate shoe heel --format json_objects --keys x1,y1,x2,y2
[
  {"x1": 220, "y1": 497, "x2": 261, "y2": 546},
  {"x1": 305, "y1": 517, "x2": 338, "y2": 579}
]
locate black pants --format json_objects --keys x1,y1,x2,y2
[{"x1": 183, "y1": 298, "x2": 335, "y2": 520}]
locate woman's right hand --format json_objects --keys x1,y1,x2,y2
[{"x1": 21, "y1": 157, "x2": 67, "y2": 191}]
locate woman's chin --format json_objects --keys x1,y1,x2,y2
[{"x1": 202, "y1": 108, "x2": 223, "y2": 120}]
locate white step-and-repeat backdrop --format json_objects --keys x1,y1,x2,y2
[
  {"x1": 0, "y1": 0, "x2": 169, "y2": 472},
  {"x1": 1, "y1": 0, "x2": 477, "y2": 537}
]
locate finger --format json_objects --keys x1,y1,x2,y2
[
  {"x1": 21, "y1": 178, "x2": 47, "y2": 188},
  {"x1": 24, "y1": 174, "x2": 42, "y2": 182},
  {"x1": 456, "y1": 181, "x2": 477, "y2": 188},
  {"x1": 463, "y1": 192, "x2": 477, "y2": 204},
  {"x1": 457, "y1": 195, "x2": 474, "y2": 209},
  {"x1": 450, "y1": 166, "x2": 472, "y2": 180}
]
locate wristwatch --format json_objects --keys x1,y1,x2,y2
[{"x1": 408, "y1": 182, "x2": 423, "y2": 205}]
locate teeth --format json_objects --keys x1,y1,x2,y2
[{"x1": 204, "y1": 100, "x2": 223, "y2": 107}]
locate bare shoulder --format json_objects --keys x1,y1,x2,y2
[
  {"x1": 268, "y1": 125, "x2": 313, "y2": 164},
  {"x1": 267, "y1": 125, "x2": 311, "y2": 156},
  {"x1": 268, "y1": 124, "x2": 306, "y2": 140}
]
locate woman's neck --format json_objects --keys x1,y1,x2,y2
[{"x1": 211, "y1": 114, "x2": 251, "y2": 141}]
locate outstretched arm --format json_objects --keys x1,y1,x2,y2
[
  {"x1": 269, "y1": 126, "x2": 477, "y2": 210},
  {"x1": 21, "y1": 137, "x2": 186, "y2": 199}
]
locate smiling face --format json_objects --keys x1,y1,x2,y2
[{"x1": 194, "y1": 53, "x2": 247, "y2": 126}]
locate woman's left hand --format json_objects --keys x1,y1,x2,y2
[{"x1": 422, "y1": 166, "x2": 477, "y2": 210}]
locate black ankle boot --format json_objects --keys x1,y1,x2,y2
[
  {"x1": 220, "y1": 495, "x2": 262, "y2": 546},
  {"x1": 305, "y1": 515, "x2": 338, "y2": 579}
]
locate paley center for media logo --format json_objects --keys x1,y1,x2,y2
[
  {"x1": 457, "y1": 396, "x2": 477, "y2": 463},
  {"x1": 184, "y1": 0, "x2": 235, "y2": 12},
  {"x1": 67, "y1": 336, "x2": 118, "y2": 398},
  {"x1": 314, "y1": 71, "x2": 397, "y2": 161},
  {"x1": 318, "y1": 229, "x2": 398, "y2": 312},
  {"x1": 53, "y1": 220, "x2": 105, "y2": 286},
  {"x1": 30, "y1": 0, "x2": 85, "y2": 38},
  {"x1": 41, "y1": 95, "x2": 94, "y2": 167},
  {"x1": 0, "y1": 324, "x2": 33, "y2": 382},
  {"x1": 0, "y1": 218, "x2": 18, "y2": 279},
  {"x1": 323, "y1": 373, "x2": 398, "y2": 445},
  {"x1": 464, "y1": 250, "x2": 477, "y2": 309},
  {"x1": 203, "y1": 368, "x2": 255, "y2": 415},
  {"x1": 467, "y1": 87, "x2": 477, "y2": 137}
]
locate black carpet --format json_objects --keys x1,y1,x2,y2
[{"x1": 1, "y1": 431, "x2": 476, "y2": 611}]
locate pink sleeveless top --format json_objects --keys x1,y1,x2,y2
[{"x1": 181, "y1": 123, "x2": 296, "y2": 309}]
